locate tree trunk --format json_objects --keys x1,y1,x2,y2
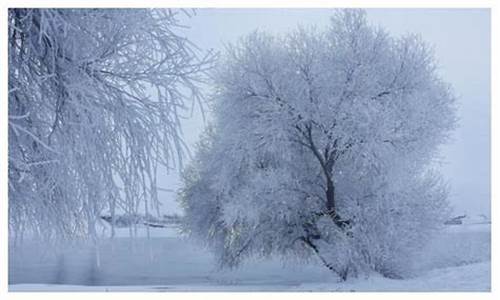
[
  {"x1": 325, "y1": 174, "x2": 353, "y2": 231},
  {"x1": 326, "y1": 176, "x2": 335, "y2": 214}
]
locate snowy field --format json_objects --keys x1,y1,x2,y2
[{"x1": 9, "y1": 223, "x2": 490, "y2": 292}]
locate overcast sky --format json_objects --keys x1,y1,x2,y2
[{"x1": 159, "y1": 8, "x2": 490, "y2": 217}]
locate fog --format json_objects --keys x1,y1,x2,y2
[{"x1": 8, "y1": 8, "x2": 491, "y2": 292}]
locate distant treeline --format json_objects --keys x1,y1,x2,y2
[
  {"x1": 444, "y1": 214, "x2": 491, "y2": 225},
  {"x1": 100, "y1": 213, "x2": 182, "y2": 228}
]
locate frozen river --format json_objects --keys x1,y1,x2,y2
[{"x1": 9, "y1": 224, "x2": 490, "y2": 291}]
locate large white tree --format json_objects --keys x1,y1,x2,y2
[
  {"x1": 180, "y1": 10, "x2": 455, "y2": 280},
  {"x1": 8, "y1": 9, "x2": 214, "y2": 241}
]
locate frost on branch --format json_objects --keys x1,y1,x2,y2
[
  {"x1": 8, "y1": 9, "x2": 214, "y2": 241},
  {"x1": 179, "y1": 10, "x2": 456, "y2": 280}
]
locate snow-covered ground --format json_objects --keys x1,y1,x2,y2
[{"x1": 9, "y1": 223, "x2": 490, "y2": 292}]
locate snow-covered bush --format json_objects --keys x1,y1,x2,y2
[
  {"x1": 179, "y1": 9, "x2": 456, "y2": 280},
  {"x1": 8, "y1": 9, "x2": 214, "y2": 241}
]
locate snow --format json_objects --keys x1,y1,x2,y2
[
  {"x1": 9, "y1": 223, "x2": 490, "y2": 292},
  {"x1": 298, "y1": 262, "x2": 490, "y2": 292}
]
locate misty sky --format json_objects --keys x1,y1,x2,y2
[{"x1": 159, "y1": 8, "x2": 490, "y2": 217}]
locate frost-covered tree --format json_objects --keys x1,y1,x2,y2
[
  {"x1": 8, "y1": 9, "x2": 214, "y2": 241},
  {"x1": 180, "y1": 10, "x2": 455, "y2": 280}
]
